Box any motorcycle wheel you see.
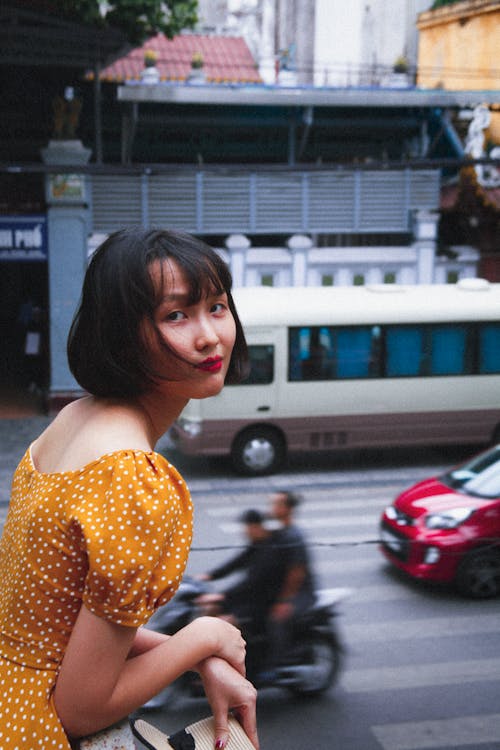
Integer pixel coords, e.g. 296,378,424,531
285,634,341,696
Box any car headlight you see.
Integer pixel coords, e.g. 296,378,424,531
424,507,474,529
177,418,202,437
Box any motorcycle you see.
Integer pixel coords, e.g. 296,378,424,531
142,576,349,708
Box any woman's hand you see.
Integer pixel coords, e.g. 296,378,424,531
198,656,259,750
190,616,247,676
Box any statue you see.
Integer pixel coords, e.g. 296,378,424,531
51,87,82,140
464,104,500,188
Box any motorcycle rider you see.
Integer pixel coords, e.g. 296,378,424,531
200,509,289,640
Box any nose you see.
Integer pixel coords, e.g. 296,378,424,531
195,314,219,350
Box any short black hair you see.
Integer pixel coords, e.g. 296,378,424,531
239,509,264,525
280,491,302,509
67,227,248,397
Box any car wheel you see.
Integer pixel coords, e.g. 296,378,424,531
455,548,500,599
231,426,286,475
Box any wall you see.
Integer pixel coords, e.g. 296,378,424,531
315,0,429,86
417,0,500,141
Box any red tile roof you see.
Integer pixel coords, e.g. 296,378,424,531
97,33,262,84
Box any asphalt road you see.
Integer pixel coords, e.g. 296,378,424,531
135,441,500,750
2,420,499,749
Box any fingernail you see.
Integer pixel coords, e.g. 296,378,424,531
215,741,225,749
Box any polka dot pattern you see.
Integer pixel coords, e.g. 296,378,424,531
0,448,193,748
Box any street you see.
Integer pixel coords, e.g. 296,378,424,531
139,443,500,750
1,423,499,749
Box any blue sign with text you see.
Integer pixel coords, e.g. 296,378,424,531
0,216,48,261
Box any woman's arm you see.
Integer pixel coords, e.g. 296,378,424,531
127,626,170,657
53,605,247,739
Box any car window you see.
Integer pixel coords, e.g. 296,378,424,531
462,463,500,499
443,447,500,498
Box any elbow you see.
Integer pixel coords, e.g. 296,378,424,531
54,690,105,739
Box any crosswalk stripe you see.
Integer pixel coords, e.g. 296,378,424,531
203,494,394,516
218,516,378,535
342,657,500,693
371,712,500,750
347,612,500,642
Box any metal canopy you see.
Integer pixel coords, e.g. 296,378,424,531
0,3,127,69
118,83,500,109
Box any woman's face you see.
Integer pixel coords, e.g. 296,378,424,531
143,258,237,402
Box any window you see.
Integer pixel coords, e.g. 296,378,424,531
385,326,423,376
479,324,500,374
288,321,498,382
261,274,274,287
239,345,274,385
430,326,468,375
289,326,380,381
336,328,377,378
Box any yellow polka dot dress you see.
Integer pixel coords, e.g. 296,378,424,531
0,448,193,749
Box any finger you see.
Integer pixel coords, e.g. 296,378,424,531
213,708,230,750
232,705,260,750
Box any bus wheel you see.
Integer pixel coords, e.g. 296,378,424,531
231,427,286,475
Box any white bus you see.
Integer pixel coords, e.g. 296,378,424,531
170,279,500,475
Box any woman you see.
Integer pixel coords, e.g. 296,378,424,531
0,228,258,750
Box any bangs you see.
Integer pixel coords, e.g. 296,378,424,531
148,234,231,307
182,258,228,305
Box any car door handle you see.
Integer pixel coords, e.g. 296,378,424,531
257,405,270,411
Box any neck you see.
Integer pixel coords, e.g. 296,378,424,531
135,391,188,447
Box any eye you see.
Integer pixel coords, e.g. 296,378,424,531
211,301,227,314
166,310,186,322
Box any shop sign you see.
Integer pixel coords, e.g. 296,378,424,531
0,216,48,261
48,173,86,202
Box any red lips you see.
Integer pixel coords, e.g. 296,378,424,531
196,357,223,372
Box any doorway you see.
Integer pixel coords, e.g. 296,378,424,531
0,261,49,416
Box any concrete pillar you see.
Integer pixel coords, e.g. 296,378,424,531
413,210,439,284
225,234,251,288
259,0,277,84
287,234,313,286
41,140,91,409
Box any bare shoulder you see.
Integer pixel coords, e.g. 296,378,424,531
32,397,151,474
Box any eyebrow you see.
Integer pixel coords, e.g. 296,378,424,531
160,288,226,304
159,292,190,304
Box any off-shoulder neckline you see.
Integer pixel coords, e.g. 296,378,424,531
27,444,163,478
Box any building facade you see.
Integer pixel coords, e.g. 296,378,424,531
197,0,430,86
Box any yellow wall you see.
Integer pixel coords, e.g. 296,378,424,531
417,0,500,141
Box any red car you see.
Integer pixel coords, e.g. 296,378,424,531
380,445,500,598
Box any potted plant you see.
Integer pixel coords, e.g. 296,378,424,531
191,52,204,70
393,55,409,74
188,52,206,84
143,49,158,67
388,55,410,88
141,48,160,84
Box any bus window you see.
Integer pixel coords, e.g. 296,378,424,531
239,344,274,385
289,326,334,381
336,327,376,378
289,325,381,380
386,326,423,376
430,325,468,375
479,324,500,374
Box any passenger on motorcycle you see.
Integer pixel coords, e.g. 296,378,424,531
267,491,316,666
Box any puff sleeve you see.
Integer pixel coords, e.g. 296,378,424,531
74,451,193,627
